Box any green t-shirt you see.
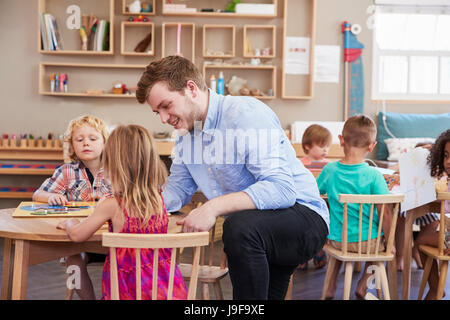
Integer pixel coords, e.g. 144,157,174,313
316,161,389,243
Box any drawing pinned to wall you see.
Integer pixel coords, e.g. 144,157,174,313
399,147,436,212
284,36,310,75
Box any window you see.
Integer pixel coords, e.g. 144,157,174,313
371,4,450,102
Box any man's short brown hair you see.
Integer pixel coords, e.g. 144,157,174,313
342,115,377,148
136,55,207,104
301,124,332,154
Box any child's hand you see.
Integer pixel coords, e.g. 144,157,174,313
48,193,68,206
56,220,68,230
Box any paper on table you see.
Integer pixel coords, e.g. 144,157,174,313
314,45,340,83
399,147,436,212
284,37,310,75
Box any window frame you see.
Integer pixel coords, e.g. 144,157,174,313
371,5,450,103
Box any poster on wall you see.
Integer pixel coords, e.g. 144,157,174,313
314,45,340,83
284,36,310,75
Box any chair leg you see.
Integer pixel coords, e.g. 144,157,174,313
321,256,336,300
201,283,210,300
343,262,353,300
354,261,362,273
65,287,74,300
437,260,448,300
213,281,224,300
377,262,390,300
285,275,293,300
418,256,433,300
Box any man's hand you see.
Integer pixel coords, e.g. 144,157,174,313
48,193,68,206
176,202,218,232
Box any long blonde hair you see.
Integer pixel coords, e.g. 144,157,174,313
102,125,168,225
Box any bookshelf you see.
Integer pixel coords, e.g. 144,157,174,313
203,64,276,100
122,0,155,15
162,0,277,18
39,62,146,98
203,25,236,58
38,0,114,55
121,21,155,56
243,25,276,59
281,0,316,99
161,23,196,63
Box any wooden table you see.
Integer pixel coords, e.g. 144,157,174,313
0,208,185,300
400,191,449,300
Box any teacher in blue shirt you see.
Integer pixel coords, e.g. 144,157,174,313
136,56,329,300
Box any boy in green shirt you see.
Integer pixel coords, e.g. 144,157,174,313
317,115,394,299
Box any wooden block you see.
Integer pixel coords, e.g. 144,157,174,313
45,139,52,148
20,139,27,148
36,139,43,148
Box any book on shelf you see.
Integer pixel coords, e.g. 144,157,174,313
41,13,64,51
93,20,110,51
39,13,48,51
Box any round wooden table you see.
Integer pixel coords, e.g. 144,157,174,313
0,208,185,300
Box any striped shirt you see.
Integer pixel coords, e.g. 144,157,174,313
38,161,112,201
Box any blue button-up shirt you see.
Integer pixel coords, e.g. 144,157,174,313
162,90,329,230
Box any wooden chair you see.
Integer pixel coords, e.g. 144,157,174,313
178,197,229,300
321,193,404,300
102,231,209,300
417,191,450,300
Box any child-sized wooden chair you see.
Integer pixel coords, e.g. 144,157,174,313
178,199,229,300
418,191,450,300
321,193,404,300
102,231,209,300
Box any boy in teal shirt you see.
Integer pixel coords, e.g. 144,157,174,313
317,115,393,299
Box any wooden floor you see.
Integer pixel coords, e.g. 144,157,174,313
0,238,448,300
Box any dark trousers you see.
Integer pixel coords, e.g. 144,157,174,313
222,203,328,300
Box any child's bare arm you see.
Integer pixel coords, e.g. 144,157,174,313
57,197,118,242
33,190,67,205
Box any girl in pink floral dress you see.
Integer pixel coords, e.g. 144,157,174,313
57,124,187,300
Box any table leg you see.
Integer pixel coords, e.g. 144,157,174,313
11,240,30,300
1,238,13,299
401,212,414,300
387,260,398,300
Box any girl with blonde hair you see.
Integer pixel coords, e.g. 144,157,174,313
58,124,188,300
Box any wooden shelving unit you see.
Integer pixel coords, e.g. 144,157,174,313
122,0,155,15
161,23,196,63
121,22,154,56
162,0,277,18
39,62,146,98
203,25,235,58
203,64,276,100
0,138,63,200
243,25,276,59
281,0,316,99
38,0,114,55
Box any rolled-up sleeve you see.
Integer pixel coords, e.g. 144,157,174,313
162,162,198,212
243,135,297,210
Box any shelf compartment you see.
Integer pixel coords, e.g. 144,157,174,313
162,0,277,18
203,25,235,58
122,0,155,15
121,22,155,56
243,25,276,58
162,23,195,63
281,0,316,99
203,64,276,100
38,0,114,55
39,62,146,98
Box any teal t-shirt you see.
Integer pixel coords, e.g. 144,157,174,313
316,161,389,243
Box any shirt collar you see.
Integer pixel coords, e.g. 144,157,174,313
202,89,220,134
73,160,103,174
